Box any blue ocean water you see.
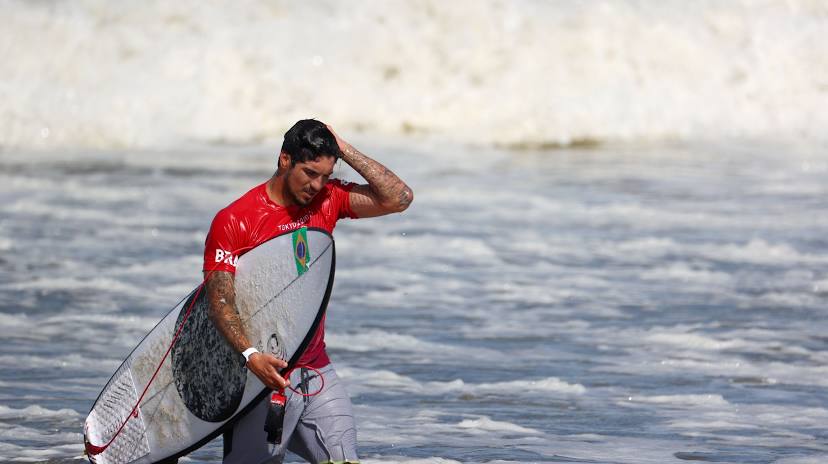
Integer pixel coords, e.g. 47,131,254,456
1,139,826,463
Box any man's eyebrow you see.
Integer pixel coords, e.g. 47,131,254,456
304,167,334,177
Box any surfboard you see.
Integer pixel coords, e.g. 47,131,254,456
84,227,335,464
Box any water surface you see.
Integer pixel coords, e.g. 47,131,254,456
1,140,827,463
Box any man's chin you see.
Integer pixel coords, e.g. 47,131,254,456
292,193,315,207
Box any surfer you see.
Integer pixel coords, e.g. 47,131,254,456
202,119,413,464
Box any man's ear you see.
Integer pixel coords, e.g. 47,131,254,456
278,152,291,171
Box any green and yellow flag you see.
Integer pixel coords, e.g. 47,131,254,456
292,227,310,276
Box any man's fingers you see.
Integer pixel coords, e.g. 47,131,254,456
248,355,290,389
275,375,289,389
265,367,289,389
325,124,346,149
266,355,288,369
263,359,289,389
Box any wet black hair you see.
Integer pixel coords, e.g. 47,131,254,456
280,119,341,165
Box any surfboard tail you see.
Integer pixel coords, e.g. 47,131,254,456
84,363,151,464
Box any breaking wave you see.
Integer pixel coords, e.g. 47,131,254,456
2,0,826,150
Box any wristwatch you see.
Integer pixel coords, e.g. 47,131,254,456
242,347,259,363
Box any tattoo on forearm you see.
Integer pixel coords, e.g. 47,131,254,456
205,271,250,353
342,144,412,210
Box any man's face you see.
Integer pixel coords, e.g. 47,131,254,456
282,154,336,206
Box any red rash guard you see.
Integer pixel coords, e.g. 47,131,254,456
203,179,357,368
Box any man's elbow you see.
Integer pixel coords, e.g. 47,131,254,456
393,186,414,213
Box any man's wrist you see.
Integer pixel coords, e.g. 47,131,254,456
241,347,259,363
339,143,357,162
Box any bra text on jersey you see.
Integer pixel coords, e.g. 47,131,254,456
214,249,239,267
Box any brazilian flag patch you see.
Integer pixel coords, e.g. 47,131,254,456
292,227,310,276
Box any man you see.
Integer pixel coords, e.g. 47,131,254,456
202,119,413,463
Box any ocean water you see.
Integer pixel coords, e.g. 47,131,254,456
2,1,828,463
1,139,827,463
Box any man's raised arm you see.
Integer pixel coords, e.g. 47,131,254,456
327,125,414,218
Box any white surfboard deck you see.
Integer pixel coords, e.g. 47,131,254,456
84,227,335,464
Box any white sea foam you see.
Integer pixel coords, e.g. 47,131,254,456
327,330,436,353
0,404,81,419
338,367,585,397
666,419,761,431
354,399,697,464
612,237,683,261
471,378,586,395
643,332,747,351
751,291,824,309
2,276,150,297
0,378,100,397
345,233,501,267
2,0,826,150
619,357,828,388
622,394,730,407
639,263,733,286
457,416,540,435
0,423,81,443
699,239,828,266
662,403,828,453
0,353,121,373
0,445,85,463
326,329,507,364
813,279,828,294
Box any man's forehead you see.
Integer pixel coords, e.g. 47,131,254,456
297,155,336,173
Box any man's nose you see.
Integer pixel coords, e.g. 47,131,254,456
310,177,325,191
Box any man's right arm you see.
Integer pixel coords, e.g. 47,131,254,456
204,270,290,389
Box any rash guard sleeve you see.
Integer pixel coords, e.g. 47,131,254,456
203,209,245,274
329,179,358,220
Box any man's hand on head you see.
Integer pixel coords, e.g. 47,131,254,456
325,123,349,153
323,123,414,218
246,352,290,390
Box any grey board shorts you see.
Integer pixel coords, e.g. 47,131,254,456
223,363,359,464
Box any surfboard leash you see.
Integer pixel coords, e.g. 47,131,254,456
85,276,210,457
84,244,258,458
265,365,326,445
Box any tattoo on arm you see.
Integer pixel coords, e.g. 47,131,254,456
205,271,251,353
341,144,413,212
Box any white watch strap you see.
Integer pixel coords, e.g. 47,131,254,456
241,347,259,363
